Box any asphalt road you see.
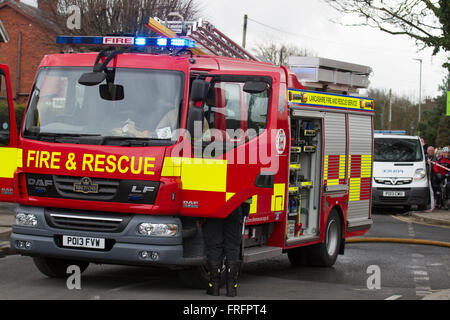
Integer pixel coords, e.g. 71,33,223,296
0,210,449,300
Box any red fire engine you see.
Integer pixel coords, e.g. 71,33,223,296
0,18,374,287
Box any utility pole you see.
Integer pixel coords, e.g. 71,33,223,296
242,14,248,48
413,58,423,123
388,88,392,130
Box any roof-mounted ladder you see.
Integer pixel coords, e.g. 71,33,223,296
145,16,257,61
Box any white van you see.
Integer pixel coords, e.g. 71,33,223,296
372,134,429,210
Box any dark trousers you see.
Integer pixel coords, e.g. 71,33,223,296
202,208,243,263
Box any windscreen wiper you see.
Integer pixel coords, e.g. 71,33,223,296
101,136,171,147
23,132,102,143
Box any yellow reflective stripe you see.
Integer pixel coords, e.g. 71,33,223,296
349,178,361,201
324,155,328,179
162,157,228,193
0,147,19,178
17,148,23,168
339,155,346,179
271,183,285,211
327,179,340,186
361,155,372,178
181,158,227,192
161,157,182,177
226,192,235,201
249,195,257,214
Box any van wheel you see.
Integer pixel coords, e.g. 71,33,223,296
417,204,427,211
33,257,89,278
306,209,342,267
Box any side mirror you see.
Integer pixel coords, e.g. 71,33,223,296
99,84,124,101
243,81,267,94
78,72,106,86
190,79,209,102
186,103,204,140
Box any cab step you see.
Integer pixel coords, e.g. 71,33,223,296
243,246,282,263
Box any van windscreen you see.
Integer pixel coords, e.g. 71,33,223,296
374,138,423,162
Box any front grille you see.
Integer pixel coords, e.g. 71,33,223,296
53,175,120,200
45,209,131,233
374,178,412,185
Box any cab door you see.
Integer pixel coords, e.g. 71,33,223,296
0,64,18,202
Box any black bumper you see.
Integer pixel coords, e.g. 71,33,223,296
372,187,429,206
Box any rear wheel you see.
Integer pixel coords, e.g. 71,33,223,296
33,257,89,278
301,209,342,267
287,246,309,266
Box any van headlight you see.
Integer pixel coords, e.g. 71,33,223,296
413,168,426,181
15,213,38,227
137,223,178,236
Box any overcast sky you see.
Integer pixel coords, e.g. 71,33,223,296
23,0,447,100
195,0,448,101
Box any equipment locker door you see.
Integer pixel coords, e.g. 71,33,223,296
0,64,18,202
347,113,373,229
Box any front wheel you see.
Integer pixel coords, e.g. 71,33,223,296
306,209,342,267
33,257,89,278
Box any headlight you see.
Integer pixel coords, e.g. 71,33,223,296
15,213,38,227
413,168,426,181
138,223,178,236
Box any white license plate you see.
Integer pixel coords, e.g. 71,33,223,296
383,191,405,197
62,235,105,249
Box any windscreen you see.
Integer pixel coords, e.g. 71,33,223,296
23,67,184,145
374,138,423,162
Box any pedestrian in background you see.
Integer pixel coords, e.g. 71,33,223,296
421,138,428,156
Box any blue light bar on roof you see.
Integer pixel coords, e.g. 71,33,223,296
56,36,195,48
374,130,407,135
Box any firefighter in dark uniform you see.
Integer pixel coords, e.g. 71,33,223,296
202,207,244,297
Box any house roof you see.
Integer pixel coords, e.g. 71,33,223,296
0,0,61,34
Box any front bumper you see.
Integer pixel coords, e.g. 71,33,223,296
10,205,202,267
372,187,429,206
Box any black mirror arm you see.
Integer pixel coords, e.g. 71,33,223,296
93,49,128,73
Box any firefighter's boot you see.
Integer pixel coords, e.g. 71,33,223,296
206,261,221,296
225,262,240,297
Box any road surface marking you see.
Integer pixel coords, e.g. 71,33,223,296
385,295,402,300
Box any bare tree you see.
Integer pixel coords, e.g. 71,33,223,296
40,0,201,36
322,0,449,56
253,42,317,66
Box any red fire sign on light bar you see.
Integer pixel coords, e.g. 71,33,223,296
103,36,134,45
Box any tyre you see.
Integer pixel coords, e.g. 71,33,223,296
33,257,89,278
403,205,412,212
287,246,309,266
306,209,342,267
417,204,427,211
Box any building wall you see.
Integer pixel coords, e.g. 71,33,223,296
0,5,59,103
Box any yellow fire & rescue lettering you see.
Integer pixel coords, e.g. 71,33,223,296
26,150,154,175
27,150,61,169
82,153,154,175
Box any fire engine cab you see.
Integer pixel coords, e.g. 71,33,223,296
0,22,374,287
